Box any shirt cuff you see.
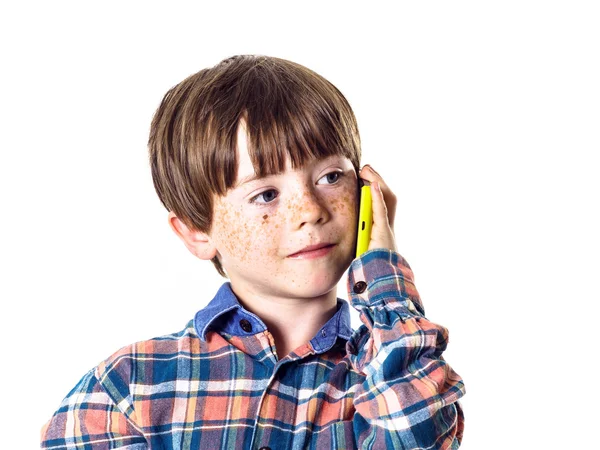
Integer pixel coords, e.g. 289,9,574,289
347,249,425,317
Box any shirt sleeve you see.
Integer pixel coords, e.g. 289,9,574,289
40,367,147,449
346,249,466,449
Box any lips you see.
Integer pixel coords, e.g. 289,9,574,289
288,243,336,259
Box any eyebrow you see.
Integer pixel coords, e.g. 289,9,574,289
234,173,267,189
234,156,347,189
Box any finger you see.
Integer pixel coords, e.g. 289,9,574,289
369,181,397,252
358,165,376,182
370,181,388,228
359,165,397,229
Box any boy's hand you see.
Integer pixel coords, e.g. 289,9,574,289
359,165,398,253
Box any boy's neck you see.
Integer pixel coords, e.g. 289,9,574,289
230,284,339,359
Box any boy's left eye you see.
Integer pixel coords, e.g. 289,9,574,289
317,171,342,185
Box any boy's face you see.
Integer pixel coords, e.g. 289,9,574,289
209,123,358,301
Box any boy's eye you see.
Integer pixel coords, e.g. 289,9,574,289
251,189,279,204
317,171,342,185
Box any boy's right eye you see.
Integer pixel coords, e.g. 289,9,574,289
250,189,279,204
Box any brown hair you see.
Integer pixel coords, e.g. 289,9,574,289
148,55,361,277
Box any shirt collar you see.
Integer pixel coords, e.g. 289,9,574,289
194,282,353,353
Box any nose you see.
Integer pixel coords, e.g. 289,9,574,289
292,186,330,229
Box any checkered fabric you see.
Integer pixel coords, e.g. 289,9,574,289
41,249,465,449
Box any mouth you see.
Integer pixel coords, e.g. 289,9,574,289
288,243,336,259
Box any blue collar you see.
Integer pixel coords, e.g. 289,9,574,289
194,283,353,354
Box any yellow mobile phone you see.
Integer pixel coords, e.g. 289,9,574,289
355,180,372,258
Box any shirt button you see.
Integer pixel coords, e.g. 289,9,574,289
239,319,253,333
353,281,367,294
258,447,271,450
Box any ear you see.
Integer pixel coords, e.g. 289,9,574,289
167,212,217,260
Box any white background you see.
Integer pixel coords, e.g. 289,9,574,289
1,1,598,449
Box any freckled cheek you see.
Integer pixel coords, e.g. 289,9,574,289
286,194,304,223
329,189,358,224
212,203,250,257
261,212,284,257
213,202,282,262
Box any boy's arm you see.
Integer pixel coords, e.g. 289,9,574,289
41,368,147,449
348,167,465,448
347,249,465,449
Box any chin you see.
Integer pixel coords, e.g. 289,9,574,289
291,267,347,298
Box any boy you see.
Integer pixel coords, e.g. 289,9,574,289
41,55,465,449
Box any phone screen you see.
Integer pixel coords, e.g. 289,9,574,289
355,180,372,258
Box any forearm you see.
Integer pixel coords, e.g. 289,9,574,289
347,249,465,449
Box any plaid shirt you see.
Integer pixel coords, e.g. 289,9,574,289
41,249,465,449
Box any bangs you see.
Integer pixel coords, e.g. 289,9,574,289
201,56,361,195
243,65,361,178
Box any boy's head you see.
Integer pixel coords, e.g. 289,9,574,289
148,55,361,279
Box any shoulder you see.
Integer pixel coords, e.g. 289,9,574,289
95,319,199,383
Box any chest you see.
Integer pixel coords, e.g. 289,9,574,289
130,349,363,449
